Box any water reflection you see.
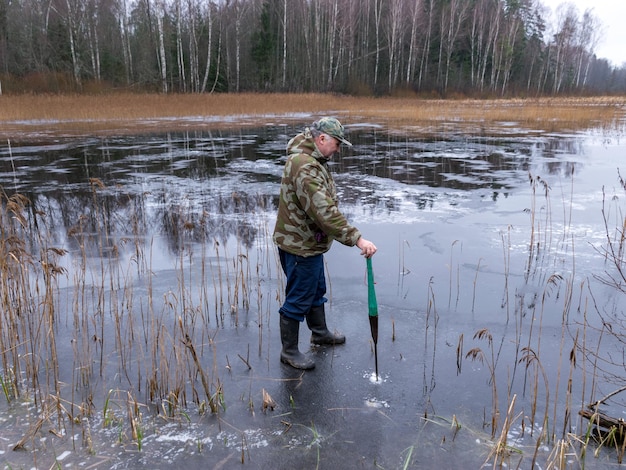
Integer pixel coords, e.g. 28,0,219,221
0,126,589,262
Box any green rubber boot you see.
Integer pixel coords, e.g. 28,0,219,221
306,305,346,345
280,315,315,369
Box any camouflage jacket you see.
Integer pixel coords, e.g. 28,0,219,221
273,129,362,256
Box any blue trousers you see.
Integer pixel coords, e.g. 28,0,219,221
278,248,327,322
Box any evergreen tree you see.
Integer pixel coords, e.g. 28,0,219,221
250,1,277,90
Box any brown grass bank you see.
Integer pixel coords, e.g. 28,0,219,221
0,93,625,139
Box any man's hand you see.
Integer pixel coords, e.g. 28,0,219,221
356,237,377,258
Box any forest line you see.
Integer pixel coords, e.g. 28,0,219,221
0,0,625,96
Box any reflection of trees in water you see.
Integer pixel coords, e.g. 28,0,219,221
541,138,583,157
22,185,273,263
153,189,272,252
340,132,583,188
1,128,584,195
2,129,586,261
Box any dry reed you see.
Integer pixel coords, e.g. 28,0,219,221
0,93,624,140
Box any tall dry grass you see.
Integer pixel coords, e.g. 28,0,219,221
0,93,624,139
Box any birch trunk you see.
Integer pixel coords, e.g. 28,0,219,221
65,0,81,88
201,1,213,93
175,0,186,92
327,0,338,88
120,0,133,84
88,16,101,81
157,9,168,93
443,0,468,92
373,0,382,87
188,0,200,92
418,0,434,89
387,0,403,91
282,0,286,89
235,0,241,92
405,0,421,85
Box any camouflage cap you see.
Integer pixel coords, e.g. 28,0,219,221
312,117,352,147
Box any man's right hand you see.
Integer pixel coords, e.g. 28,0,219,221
356,238,377,258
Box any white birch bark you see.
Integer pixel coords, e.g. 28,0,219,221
282,0,287,89
406,0,422,85
175,0,186,92
373,0,382,86
418,0,434,89
387,0,404,91
327,0,338,88
88,0,101,81
65,0,81,88
157,6,168,93
188,0,200,92
443,0,468,92
119,0,133,84
201,1,213,93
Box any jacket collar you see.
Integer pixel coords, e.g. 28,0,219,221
288,129,327,162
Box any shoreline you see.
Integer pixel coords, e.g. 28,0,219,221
0,93,624,140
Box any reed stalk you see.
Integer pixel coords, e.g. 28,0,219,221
485,394,522,468
466,328,499,438
500,226,511,322
471,258,482,314
423,277,439,396
447,240,461,311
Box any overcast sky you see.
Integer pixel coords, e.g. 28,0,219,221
541,0,626,66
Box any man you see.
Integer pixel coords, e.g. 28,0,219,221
273,117,377,370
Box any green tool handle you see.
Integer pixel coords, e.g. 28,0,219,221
367,257,378,317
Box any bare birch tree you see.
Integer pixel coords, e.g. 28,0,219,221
63,0,83,88
497,1,525,95
386,0,405,91
282,0,287,89
552,3,578,93
418,0,435,89
200,0,214,93
440,0,469,92
119,0,133,84
186,0,200,92
85,0,101,82
373,0,383,87
405,0,423,85
575,9,601,88
470,0,499,91
327,0,339,88
173,0,186,91
155,1,168,93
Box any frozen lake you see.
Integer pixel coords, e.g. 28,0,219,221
0,120,624,469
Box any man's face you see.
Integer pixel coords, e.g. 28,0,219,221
316,133,341,158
